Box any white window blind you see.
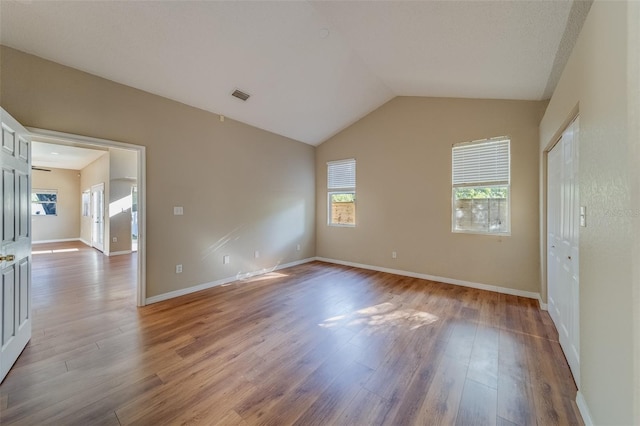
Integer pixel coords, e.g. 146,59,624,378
452,139,510,186
328,159,356,189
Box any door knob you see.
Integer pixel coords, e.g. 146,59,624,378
0,254,15,262
568,256,572,260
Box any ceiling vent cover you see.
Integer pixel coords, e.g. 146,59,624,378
231,89,250,101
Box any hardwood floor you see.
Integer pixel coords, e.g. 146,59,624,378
1,241,583,425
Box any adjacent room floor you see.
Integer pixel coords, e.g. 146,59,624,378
0,241,583,425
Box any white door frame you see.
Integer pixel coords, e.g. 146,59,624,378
27,128,147,307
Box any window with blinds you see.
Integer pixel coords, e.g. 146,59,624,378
327,159,356,226
452,138,510,234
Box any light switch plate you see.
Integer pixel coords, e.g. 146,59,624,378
580,206,586,227
173,206,184,215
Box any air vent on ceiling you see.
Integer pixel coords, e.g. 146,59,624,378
231,89,250,101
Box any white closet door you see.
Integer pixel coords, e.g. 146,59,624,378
547,117,580,387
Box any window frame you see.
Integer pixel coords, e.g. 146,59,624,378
32,189,58,216
327,158,356,227
451,138,511,235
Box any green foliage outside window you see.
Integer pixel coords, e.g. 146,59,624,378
331,193,355,203
454,187,507,199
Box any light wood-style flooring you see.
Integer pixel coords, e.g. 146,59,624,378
1,241,583,425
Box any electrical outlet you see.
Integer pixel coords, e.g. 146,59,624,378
112,237,117,243
392,251,397,259
223,255,230,265
296,244,301,251
254,250,260,259
173,206,184,215
175,264,182,274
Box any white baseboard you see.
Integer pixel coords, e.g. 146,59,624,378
576,391,593,426
32,238,81,244
147,256,542,306
315,257,541,301
538,295,548,310
80,238,91,247
145,257,316,305
109,250,132,256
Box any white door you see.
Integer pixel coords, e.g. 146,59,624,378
0,108,32,383
548,142,562,326
547,117,580,386
91,183,105,252
131,185,138,252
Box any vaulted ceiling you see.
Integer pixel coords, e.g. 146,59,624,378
0,1,590,146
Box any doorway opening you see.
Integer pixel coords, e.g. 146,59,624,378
29,128,146,306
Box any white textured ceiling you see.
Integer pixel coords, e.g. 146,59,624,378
32,141,107,170
0,1,586,145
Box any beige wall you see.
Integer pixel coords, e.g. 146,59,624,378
80,153,109,248
631,2,640,422
540,1,638,424
317,96,546,294
32,168,80,242
0,46,316,298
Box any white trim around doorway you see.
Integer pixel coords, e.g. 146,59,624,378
27,127,147,307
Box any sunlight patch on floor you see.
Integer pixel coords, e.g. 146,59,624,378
240,271,288,283
32,248,80,255
221,270,289,287
319,302,439,332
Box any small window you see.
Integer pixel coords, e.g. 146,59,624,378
32,189,58,216
82,190,90,217
452,138,510,234
328,159,356,226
